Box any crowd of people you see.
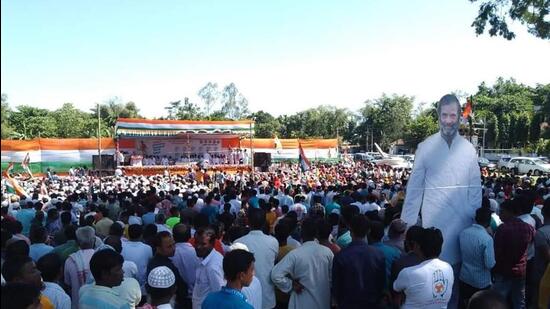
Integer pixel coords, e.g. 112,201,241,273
1,160,549,309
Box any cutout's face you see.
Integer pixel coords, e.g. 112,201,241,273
439,103,460,139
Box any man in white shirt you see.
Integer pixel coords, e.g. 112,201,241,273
121,224,153,290
171,224,199,298
394,227,454,309
192,226,224,309
271,217,334,309
37,252,71,309
235,208,279,309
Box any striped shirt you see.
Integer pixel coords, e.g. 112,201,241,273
459,224,495,288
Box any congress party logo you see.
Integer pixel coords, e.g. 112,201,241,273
432,269,448,298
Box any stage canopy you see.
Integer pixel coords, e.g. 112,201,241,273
115,118,254,137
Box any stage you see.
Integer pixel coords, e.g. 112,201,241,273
120,164,252,176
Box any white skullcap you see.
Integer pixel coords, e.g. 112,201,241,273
148,266,175,288
229,242,249,252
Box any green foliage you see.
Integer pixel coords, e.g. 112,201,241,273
1,94,14,139
469,0,550,40
405,113,439,150
277,105,356,140
359,94,414,149
91,97,143,129
164,98,204,120
248,110,281,138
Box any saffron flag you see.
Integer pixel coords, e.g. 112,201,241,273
462,96,473,119
298,143,311,172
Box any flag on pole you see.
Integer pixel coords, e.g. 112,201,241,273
298,143,311,172
21,152,33,179
3,162,28,197
274,136,283,154
462,96,473,119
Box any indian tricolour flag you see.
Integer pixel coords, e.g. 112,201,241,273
298,143,311,172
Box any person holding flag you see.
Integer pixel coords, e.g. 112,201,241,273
3,162,29,198
298,143,311,172
21,152,34,180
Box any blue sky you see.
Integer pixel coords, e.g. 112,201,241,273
2,0,549,118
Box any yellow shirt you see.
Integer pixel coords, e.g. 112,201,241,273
41,294,54,309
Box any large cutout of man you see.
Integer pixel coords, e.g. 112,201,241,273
401,94,481,265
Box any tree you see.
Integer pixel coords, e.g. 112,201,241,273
248,111,281,138
405,113,439,150
54,103,92,138
198,82,220,116
1,94,13,139
7,105,58,139
277,106,357,140
359,94,414,149
220,83,249,120
91,97,143,129
175,97,204,120
469,0,550,40
164,100,181,120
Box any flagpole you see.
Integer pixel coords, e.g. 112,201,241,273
97,103,102,193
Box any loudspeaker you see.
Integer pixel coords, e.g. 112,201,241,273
92,155,115,170
254,152,271,172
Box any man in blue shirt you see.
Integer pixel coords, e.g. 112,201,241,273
202,249,255,309
458,207,495,308
16,200,36,237
369,220,403,289
332,214,386,308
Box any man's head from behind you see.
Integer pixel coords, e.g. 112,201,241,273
75,226,96,249
173,223,191,243
349,215,369,240
475,207,492,228
467,290,508,309
223,248,255,287
90,249,124,288
417,227,443,259
247,207,266,230
404,225,424,253
437,94,461,140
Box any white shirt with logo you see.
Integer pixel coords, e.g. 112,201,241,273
393,258,454,309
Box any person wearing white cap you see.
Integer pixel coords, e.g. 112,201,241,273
141,266,177,309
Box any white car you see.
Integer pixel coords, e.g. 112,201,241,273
503,157,550,175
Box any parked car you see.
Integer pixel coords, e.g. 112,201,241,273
497,156,512,170
502,157,550,175
353,153,375,162
478,157,497,170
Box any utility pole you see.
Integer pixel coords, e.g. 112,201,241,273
97,103,102,193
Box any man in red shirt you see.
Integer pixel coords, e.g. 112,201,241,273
492,200,535,309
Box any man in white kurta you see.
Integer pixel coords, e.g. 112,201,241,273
271,218,334,309
401,94,482,266
235,209,279,309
